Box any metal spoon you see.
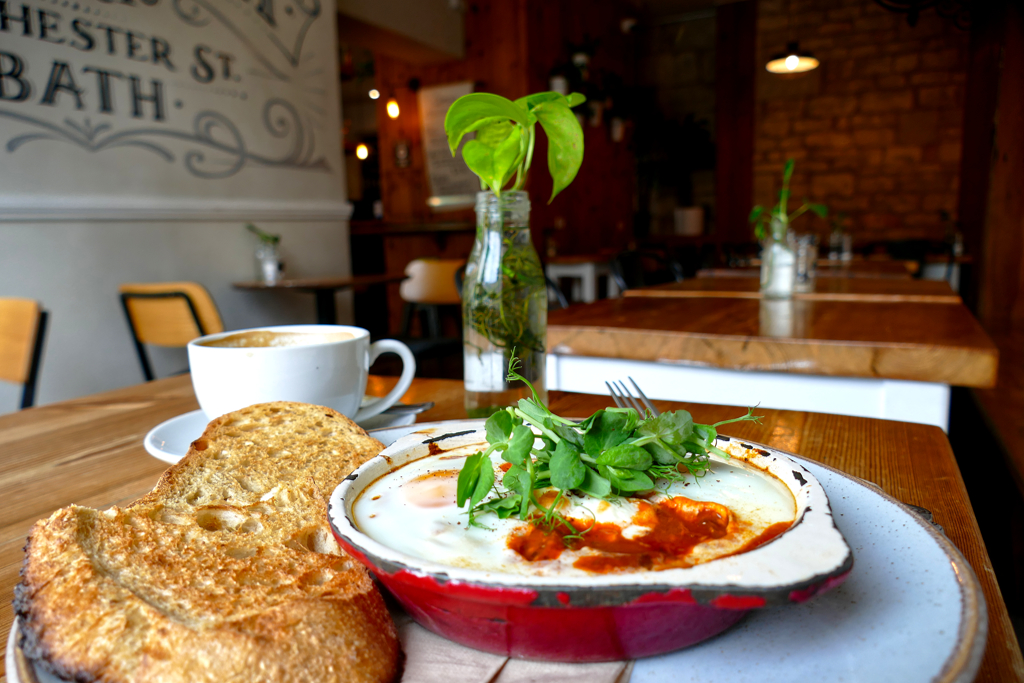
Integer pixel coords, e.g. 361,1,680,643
381,401,435,415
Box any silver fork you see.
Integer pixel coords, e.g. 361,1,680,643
605,377,661,417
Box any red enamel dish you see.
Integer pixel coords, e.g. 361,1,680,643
327,420,853,662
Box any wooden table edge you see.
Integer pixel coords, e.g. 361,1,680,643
622,290,963,304
547,326,1000,388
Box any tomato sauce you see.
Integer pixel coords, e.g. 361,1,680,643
507,496,735,573
724,521,792,557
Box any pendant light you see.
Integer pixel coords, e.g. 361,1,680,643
766,41,819,74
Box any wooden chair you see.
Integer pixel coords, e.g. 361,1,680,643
119,282,224,381
0,298,48,409
398,259,464,376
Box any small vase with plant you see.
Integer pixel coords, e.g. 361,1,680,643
749,159,827,298
445,91,585,417
246,223,283,284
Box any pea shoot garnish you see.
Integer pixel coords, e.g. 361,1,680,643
455,356,762,529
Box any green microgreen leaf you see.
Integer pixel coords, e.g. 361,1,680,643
477,495,522,518
597,443,653,471
457,453,484,508
485,409,514,444
635,410,694,446
583,410,632,456
550,440,586,490
469,456,495,510
578,467,612,498
503,424,535,466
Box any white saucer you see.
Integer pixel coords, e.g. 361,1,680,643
144,406,416,464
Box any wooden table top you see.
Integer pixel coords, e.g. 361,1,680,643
547,297,998,387
232,273,406,291
0,374,1020,682
624,278,962,303
699,260,916,279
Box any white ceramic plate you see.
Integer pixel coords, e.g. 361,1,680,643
11,424,987,683
143,405,416,464
364,423,988,682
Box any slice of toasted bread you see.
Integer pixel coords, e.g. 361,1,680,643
16,402,398,683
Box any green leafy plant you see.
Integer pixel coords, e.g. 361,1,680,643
246,223,280,245
749,159,828,242
445,91,586,201
456,356,762,529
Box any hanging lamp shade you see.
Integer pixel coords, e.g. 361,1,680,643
766,41,819,74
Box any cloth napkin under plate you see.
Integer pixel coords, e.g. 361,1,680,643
394,613,633,683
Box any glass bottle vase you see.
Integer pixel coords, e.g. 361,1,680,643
760,220,795,299
463,191,547,417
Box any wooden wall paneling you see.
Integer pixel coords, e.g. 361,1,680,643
956,2,1005,314
523,0,637,258
374,0,531,225
979,2,1024,330
715,0,757,245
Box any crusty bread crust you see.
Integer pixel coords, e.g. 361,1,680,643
15,402,398,683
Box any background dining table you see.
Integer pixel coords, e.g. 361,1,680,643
233,273,407,325
0,374,1022,681
697,259,918,279
546,293,997,430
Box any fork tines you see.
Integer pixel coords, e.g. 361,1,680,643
605,378,660,417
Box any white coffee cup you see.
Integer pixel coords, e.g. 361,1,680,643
187,324,416,422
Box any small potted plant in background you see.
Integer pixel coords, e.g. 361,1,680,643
247,223,284,285
445,90,585,416
749,159,827,298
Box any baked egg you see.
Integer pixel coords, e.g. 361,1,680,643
353,436,796,578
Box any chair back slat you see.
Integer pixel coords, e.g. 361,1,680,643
0,298,41,385
400,259,464,305
119,282,224,347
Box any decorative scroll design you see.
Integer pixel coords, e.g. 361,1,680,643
172,0,322,81
0,99,328,180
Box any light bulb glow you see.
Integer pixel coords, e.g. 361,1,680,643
369,89,380,99
766,54,819,74
356,143,369,160
386,98,400,119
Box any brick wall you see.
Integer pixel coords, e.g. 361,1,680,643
754,0,969,243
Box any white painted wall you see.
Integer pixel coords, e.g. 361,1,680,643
0,220,353,415
0,2,354,416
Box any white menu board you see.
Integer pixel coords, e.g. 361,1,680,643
0,0,347,220
418,81,479,210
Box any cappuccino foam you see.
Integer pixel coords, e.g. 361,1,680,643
199,330,355,348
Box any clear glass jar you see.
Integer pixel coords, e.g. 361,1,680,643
463,191,547,417
793,233,819,293
760,219,795,299
255,242,283,284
